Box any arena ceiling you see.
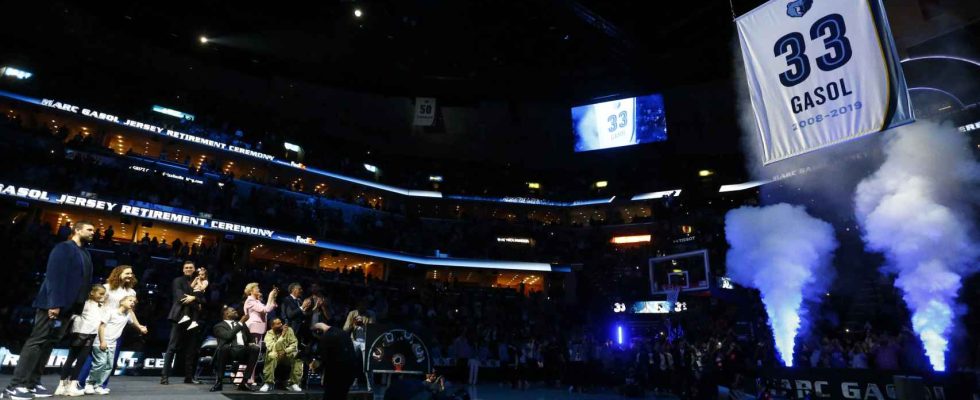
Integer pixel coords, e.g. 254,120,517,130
3,0,755,101
3,1,974,196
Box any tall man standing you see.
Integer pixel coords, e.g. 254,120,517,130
280,283,316,386
4,221,95,400
160,261,203,385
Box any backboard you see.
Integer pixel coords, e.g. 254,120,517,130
648,249,710,295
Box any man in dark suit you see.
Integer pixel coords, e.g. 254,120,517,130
160,261,203,385
5,221,94,400
210,306,260,392
281,282,315,387
281,283,314,336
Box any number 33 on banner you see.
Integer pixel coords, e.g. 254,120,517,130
736,0,913,165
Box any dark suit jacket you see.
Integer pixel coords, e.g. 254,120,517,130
213,320,251,350
316,326,358,377
32,241,93,311
281,295,309,334
167,276,200,322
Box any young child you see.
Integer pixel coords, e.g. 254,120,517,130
56,285,106,397
177,267,208,330
85,295,137,395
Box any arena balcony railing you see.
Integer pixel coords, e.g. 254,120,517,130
0,130,726,268
0,126,594,266
2,102,701,229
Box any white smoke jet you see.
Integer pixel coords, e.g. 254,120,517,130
725,204,838,367
854,122,979,372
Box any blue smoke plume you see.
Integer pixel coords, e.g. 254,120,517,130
854,122,980,372
725,204,838,367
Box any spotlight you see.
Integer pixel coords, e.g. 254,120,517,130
199,36,209,44
354,8,363,18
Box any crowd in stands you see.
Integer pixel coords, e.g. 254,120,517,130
1,206,978,399
797,329,929,371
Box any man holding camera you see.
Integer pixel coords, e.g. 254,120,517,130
259,319,303,392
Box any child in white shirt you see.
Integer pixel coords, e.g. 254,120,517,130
85,295,137,394
56,285,106,397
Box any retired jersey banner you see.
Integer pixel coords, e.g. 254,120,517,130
413,97,437,126
736,0,913,165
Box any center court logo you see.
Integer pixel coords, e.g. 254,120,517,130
786,0,813,18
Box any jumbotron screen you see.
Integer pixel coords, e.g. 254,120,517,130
571,93,667,152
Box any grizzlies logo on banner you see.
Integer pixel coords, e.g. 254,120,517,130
736,0,913,164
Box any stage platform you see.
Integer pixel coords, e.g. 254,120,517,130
0,375,671,399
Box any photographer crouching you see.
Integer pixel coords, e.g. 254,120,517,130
310,322,357,400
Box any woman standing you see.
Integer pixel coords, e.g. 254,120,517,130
243,283,278,384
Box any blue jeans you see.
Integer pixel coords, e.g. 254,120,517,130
87,344,116,388
77,337,122,387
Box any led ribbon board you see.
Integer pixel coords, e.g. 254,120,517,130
0,90,444,198
0,182,553,272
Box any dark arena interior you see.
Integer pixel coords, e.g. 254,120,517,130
0,0,978,399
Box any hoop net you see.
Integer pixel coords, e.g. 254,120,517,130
665,286,681,311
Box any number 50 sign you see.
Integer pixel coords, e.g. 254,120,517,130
736,0,912,165
413,97,437,127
